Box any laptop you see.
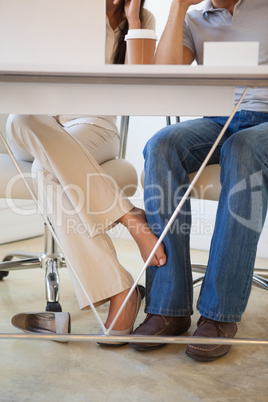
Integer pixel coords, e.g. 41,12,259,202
203,41,259,66
0,0,106,71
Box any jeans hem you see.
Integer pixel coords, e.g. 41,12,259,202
198,306,242,323
145,306,193,317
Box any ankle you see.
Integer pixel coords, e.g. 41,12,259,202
118,207,140,228
105,288,137,330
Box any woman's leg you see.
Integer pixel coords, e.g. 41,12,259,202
6,114,164,329
64,119,166,266
6,115,133,236
7,115,165,264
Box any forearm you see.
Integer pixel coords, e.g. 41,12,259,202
124,0,141,29
124,0,141,63
155,1,190,65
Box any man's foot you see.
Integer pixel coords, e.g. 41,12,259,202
118,207,166,267
129,314,191,351
186,316,238,362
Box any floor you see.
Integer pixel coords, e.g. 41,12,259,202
0,236,268,402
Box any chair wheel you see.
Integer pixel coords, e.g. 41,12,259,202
46,301,62,312
0,271,9,281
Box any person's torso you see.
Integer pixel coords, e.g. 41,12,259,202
183,0,268,112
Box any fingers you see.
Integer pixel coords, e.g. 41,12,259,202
143,242,167,267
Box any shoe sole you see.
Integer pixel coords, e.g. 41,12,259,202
97,341,128,347
129,325,191,351
129,342,166,351
185,349,230,362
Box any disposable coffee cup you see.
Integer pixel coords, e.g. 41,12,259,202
125,29,157,64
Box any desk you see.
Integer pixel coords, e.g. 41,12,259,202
1,65,268,116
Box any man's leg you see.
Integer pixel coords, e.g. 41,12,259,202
130,117,230,350
187,119,268,361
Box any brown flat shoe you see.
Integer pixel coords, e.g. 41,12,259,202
129,313,191,351
186,316,238,362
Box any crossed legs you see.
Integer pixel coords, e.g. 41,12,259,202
6,114,166,331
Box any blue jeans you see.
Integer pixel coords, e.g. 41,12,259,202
143,110,268,322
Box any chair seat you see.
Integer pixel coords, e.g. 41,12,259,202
189,164,221,201
0,154,33,199
141,164,221,202
0,153,138,200
101,158,138,197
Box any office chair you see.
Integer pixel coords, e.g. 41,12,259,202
0,116,138,311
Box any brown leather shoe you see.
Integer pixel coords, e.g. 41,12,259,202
186,316,238,362
129,314,191,351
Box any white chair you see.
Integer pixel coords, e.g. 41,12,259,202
0,116,138,311
189,166,268,290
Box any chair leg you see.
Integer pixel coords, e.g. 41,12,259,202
0,222,66,310
191,263,268,291
253,274,268,290
0,254,41,279
45,258,62,312
166,116,171,126
192,263,206,288
193,274,205,288
42,223,65,311
119,116,130,159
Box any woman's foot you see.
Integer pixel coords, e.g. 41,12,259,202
119,207,166,266
104,287,138,331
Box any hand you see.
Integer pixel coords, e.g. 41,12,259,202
113,0,141,29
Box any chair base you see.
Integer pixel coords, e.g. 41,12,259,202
0,223,66,311
0,270,9,280
46,301,63,312
192,263,268,290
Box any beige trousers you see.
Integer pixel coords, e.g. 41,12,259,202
6,115,134,308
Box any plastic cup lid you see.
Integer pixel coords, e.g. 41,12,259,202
125,29,158,41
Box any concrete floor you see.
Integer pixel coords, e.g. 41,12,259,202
0,236,268,401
